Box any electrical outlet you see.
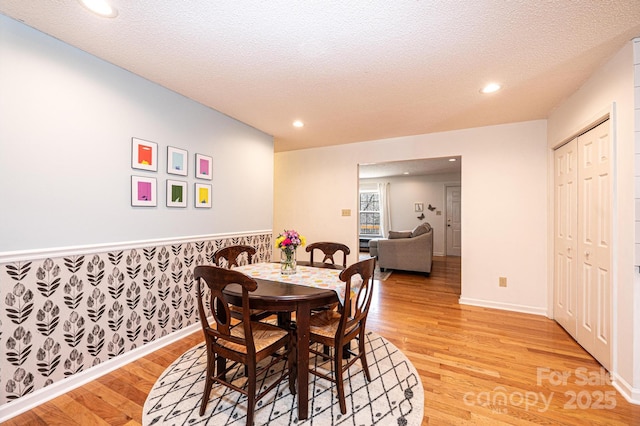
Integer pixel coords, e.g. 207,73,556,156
341,209,351,216
499,277,507,287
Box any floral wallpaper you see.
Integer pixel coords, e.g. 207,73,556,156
0,233,272,406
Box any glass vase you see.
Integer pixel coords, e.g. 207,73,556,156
280,248,297,275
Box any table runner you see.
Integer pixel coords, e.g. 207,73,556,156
234,263,360,305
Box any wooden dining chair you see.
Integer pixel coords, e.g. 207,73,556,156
307,257,376,414
305,242,352,357
306,242,351,316
213,245,273,322
194,265,296,425
213,244,256,269
306,242,350,268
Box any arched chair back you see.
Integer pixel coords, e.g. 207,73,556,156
306,242,350,268
213,244,256,269
212,245,270,321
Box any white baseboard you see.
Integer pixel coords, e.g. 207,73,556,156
612,372,640,405
0,323,202,423
459,296,549,317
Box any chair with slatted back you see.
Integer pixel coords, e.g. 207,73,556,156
213,245,272,322
305,242,350,268
307,257,376,414
194,265,296,425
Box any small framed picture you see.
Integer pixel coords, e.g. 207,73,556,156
194,183,212,208
131,176,157,206
131,138,158,172
195,153,213,180
167,146,188,176
414,202,424,212
166,180,187,208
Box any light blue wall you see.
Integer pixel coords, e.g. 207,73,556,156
0,14,275,416
0,14,274,253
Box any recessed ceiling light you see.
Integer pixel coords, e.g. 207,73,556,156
403,171,410,175
293,120,304,128
448,158,457,162
480,83,501,94
79,0,118,18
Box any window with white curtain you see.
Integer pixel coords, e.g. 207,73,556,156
359,190,381,236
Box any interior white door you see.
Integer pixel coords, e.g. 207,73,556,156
553,119,611,371
576,121,611,371
446,185,461,256
553,139,578,337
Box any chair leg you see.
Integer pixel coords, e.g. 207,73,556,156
200,349,215,416
246,364,256,426
334,344,347,414
358,330,371,382
277,311,292,328
200,376,213,415
288,354,297,395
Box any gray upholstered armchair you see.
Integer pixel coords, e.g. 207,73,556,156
368,223,433,275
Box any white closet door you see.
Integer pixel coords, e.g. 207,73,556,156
576,121,611,370
553,119,611,371
553,139,578,337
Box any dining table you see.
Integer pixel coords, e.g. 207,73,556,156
224,261,347,420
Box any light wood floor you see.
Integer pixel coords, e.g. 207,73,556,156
6,256,640,425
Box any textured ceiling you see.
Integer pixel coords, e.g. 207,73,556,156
1,1,640,152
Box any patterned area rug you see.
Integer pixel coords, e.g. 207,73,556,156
143,331,423,425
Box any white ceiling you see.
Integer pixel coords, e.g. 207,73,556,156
359,156,461,179
2,1,640,153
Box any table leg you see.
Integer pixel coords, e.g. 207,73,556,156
296,301,311,420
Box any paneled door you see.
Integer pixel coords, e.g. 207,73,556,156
446,185,461,256
553,119,611,371
554,139,578,337
576,121,611,370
